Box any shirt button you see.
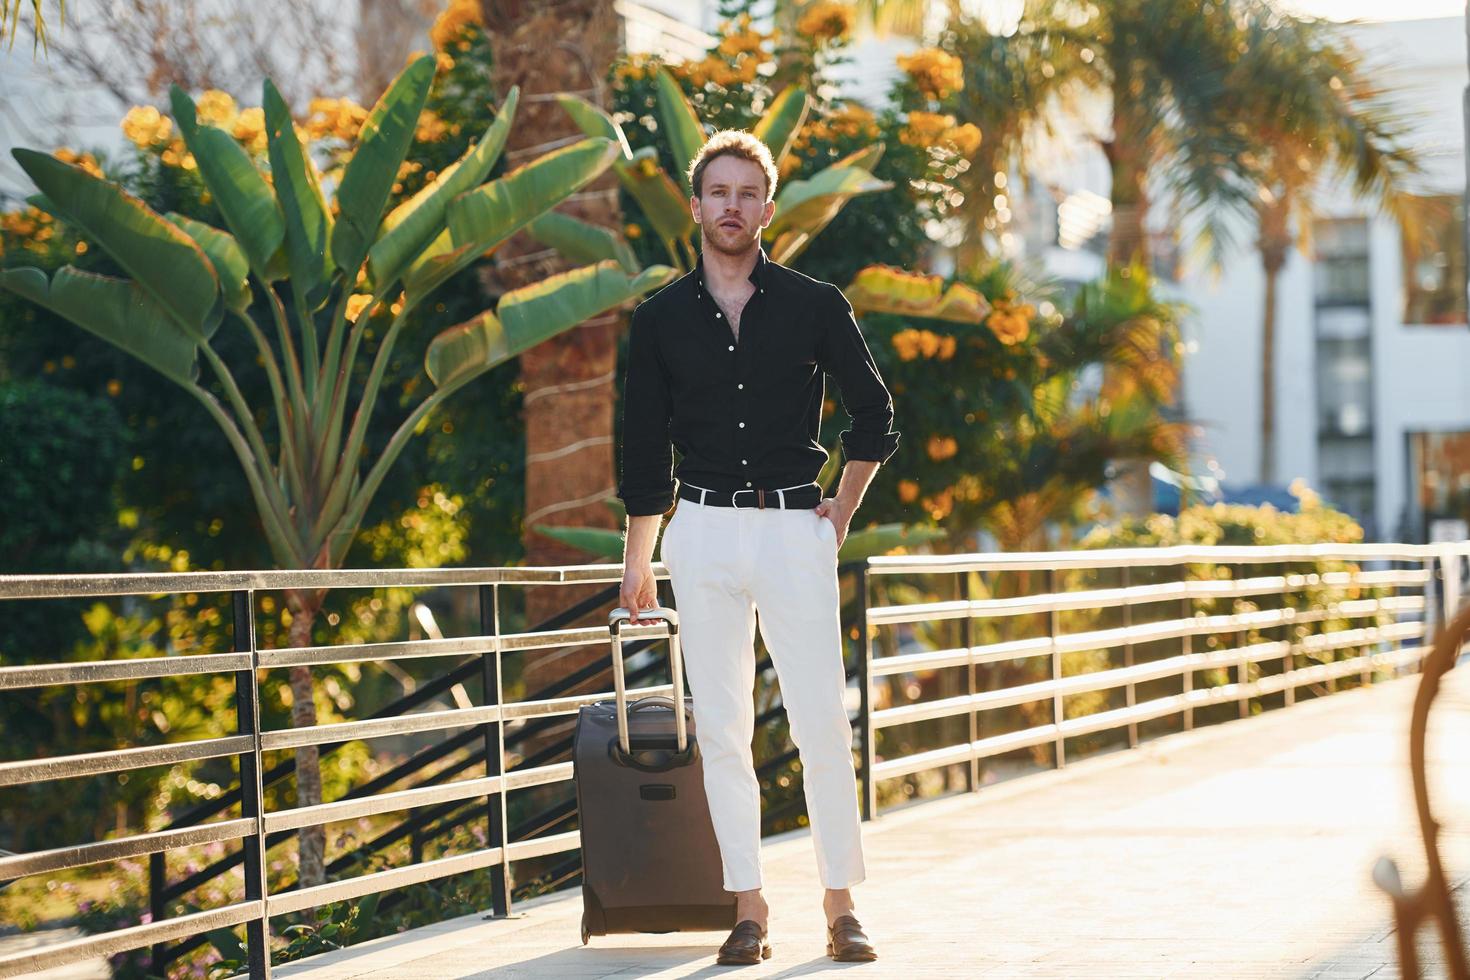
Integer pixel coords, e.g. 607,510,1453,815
737,383,744,389
745,481,752,487
742,459,748,465
738,422,745,428
728,345,735,351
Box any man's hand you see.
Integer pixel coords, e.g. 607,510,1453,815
813,496,852,548
620,561,659,626
620,512,665,625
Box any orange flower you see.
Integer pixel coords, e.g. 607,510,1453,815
54,147,103,178
122,105,172,148
926,435,958,461
896,48,965,99
797,1,853,42
898,479,920,503
431,0,482,51
986,297,1035,346
899,111,955,148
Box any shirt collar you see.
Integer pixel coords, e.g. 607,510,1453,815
695,244,769,297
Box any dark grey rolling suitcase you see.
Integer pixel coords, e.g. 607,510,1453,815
574,605,737,945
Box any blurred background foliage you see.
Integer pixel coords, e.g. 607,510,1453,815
0,0,1387,974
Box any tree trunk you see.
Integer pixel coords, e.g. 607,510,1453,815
483,1,626,723
1257,198,1291,487
285,589,326,891
1100,83,1157,518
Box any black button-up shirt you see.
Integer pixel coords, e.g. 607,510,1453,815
616,245,901,518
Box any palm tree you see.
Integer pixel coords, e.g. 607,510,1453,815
1224,9,1422,485
479,0,638,741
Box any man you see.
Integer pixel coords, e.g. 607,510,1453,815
615,129,900,966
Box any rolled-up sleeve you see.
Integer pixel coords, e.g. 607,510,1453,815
818,283,901,465
616,302,676,516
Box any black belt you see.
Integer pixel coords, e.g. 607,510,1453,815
677,481,821,509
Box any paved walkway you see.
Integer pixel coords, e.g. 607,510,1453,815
279,669,1470,979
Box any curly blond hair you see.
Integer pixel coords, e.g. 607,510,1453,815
687,129,779,203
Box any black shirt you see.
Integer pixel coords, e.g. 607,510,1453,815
616,245,901,518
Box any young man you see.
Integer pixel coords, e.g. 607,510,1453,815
615,129,900,966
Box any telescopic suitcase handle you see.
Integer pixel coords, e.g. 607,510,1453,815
608,606,687,755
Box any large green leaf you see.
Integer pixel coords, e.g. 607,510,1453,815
12,148,221,338
167,213,252,314
765,164,892,264
496,260,676,341
525,210,639,273
170,86,286,279
331,54,436,280
403,137,619,305
425,260,675,390
529,524,626,561
0,267,200,384
614,147,695,247
555,93,632,157
368,85,521,287
653,64,704,190
842,264,991,324
830,141,885,174
837,523,948,561
263,79,333,307
752,86,810,166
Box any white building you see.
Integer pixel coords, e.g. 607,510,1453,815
994,14,1468,542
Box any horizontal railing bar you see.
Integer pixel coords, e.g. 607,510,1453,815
266,847,504,918
0,736,255,787
865,542,1452,576
260,706,504,752
866,573,1379,627
0,819,254,880
501,684,674,721
0,901,261,978
264,776,504,834
873,644,1431,782
504,762,575,792
506,830,581,863
870,637,1053,678
260,635,498,669
1,545,1441,602
0,565,676,601
0,653,253,690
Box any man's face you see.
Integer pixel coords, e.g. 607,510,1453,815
691,154,776,257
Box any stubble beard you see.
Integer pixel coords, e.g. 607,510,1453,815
701,215,761,259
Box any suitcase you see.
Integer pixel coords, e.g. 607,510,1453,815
574,605,737,945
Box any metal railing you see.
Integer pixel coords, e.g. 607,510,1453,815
0,541,1464,978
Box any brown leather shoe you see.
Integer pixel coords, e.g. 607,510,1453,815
716,919,771,965
826,913,877,962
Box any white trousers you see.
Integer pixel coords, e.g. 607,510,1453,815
658,484,866,892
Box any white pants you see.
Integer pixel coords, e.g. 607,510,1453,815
658,485,866,892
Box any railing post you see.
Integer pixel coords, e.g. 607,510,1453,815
147,852,165,973
1283,563,1296,707
1182,563,1195,732
479,583,512,917
1121,565,1137,749
962,571,978,792
857,563,876,821
1237,563,1250,720
1048,567,1065,769
233,590,271,980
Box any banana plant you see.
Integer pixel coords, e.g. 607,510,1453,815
529,66,992,553
3,56,676,886
5,56,676,577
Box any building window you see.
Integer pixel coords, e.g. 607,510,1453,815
1401,193,1467,326
1313,218,1370,307
1408,431,1470,541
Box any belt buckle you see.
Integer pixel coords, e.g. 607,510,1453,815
731,488,759,510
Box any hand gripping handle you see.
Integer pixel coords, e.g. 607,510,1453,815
608,607,686,755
